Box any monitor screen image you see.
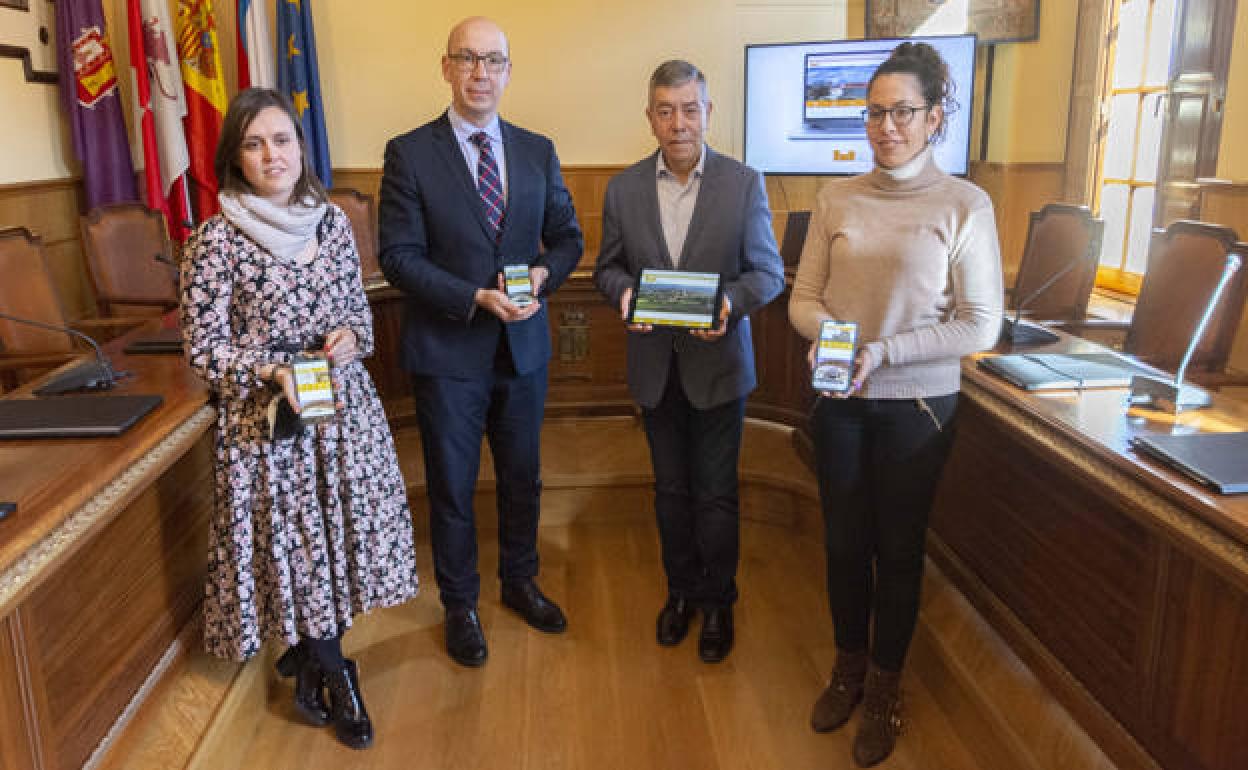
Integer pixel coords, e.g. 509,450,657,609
744,34,977,175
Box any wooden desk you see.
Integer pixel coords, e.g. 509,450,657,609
931,337,1248,770
0,327,215,770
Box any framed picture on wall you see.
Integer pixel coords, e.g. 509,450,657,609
866,0,1040,44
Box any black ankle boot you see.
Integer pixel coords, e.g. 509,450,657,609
325,659,373,749
275,644,330,726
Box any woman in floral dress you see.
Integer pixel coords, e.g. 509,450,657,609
181,88,418,751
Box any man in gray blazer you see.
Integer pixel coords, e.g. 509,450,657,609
594,60,784,663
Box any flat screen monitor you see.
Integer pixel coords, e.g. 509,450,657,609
744,34,977,175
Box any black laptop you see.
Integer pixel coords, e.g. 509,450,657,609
1131,432,1248,495
0,394,163,439
123,327,184,355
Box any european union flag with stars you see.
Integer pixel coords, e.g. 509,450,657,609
276,0,332,186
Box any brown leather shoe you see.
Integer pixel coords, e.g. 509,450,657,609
810,649,868,732
852,665,903,767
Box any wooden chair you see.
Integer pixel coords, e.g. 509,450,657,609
0,227,80,389
329,188,382,283
79,203,178,317
0,227,143,391
1009,203,1104,322
1062,220,1248,387
778,210,811,268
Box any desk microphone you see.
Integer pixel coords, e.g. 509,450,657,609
1129,252,1242,413
1000,252,1090,346
0,311,121,395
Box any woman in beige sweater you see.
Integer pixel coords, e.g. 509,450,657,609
788,42,1002,767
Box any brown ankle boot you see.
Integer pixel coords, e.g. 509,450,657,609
852,665,903,767
811,649,868,732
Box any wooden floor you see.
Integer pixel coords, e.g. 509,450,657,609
96,418,1117,770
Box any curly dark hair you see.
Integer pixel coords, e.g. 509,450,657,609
868,42,959,143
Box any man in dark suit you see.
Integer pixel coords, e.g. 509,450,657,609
379,16,582,668
594,60,784,663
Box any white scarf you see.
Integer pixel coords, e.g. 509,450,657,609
218,191,327,261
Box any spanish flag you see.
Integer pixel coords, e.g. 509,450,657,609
174,0,227,220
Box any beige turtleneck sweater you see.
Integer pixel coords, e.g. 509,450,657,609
789,148,1003,399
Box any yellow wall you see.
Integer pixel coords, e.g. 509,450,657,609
0,4,73,185
1218,2,1248,179
314,0,848,168
3,0,1081,181
984,0,1076,164
2,2,1236,181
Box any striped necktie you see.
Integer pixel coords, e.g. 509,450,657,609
470,131,505,237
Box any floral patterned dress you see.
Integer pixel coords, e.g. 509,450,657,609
181,204,418,661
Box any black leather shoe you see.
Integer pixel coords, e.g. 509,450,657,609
325,659,373,750
699,606,734,663
445,606,488,667
656,597,695,646
501,580,568,633
275,643,330,726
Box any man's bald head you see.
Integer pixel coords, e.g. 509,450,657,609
442,16,512,127
447,16,509,57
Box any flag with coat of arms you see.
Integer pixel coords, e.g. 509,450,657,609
277,0,332,187
56,0,138,209
174,0,228,220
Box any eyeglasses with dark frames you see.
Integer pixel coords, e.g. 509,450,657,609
447,50,509,74
861,104,932,127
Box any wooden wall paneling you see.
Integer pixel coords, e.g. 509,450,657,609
0,178,93,320
331,169,381,203
544,274,631,415
931,398,1161,729
1197,182,1248,236
747,283,815,427
362,286,411,421
562,167,617,270
24,436,213,770
1148,550,1248,770
0,609,52,770
969,162,1067,285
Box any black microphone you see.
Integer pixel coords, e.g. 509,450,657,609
0,311,121,395
1000,252,1089,346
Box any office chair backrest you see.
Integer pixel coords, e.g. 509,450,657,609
1127,220,1246,375
80,203,177,317
0,227,75,354
1011,203,1103,322
779,210,811,268
329,188,381,281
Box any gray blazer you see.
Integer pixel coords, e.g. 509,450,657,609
594,149,784,410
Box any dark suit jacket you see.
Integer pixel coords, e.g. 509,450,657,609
594,149,784,410
378,113,583,378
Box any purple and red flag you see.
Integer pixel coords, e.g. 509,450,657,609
56,0,138,209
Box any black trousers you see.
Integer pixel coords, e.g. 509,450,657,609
811,394,958,672
641,359,746,608
412,359,547,610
